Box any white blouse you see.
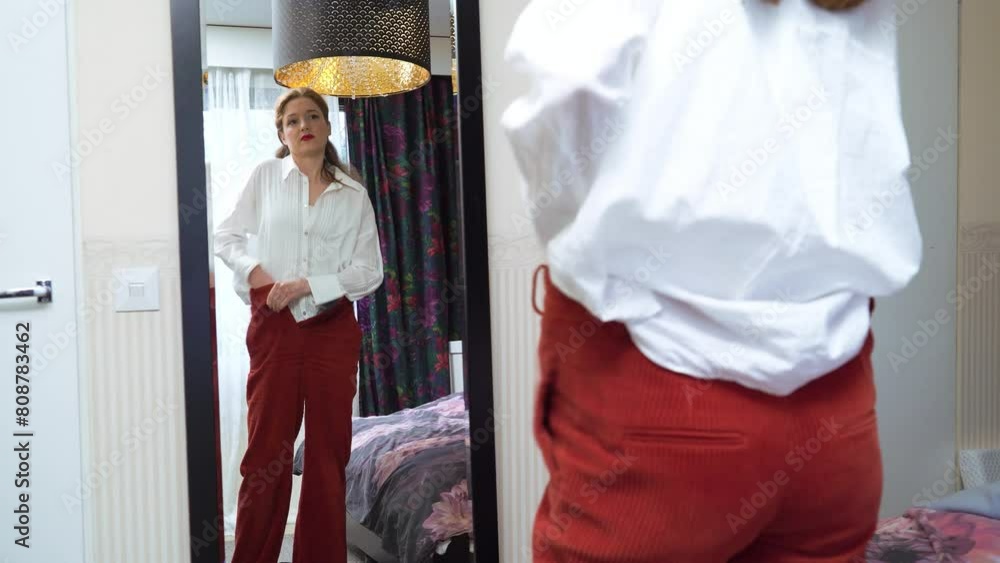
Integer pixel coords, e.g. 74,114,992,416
215,156,384,322
503,0,923,395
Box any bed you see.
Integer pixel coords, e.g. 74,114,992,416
293,393,473,563
863,507,1000,562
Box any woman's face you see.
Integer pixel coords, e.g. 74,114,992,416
279,97,331,158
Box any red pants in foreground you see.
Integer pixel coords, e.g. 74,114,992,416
231,284,360,563
532,270,882,562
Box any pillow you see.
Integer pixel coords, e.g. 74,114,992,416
959,448,1000,489
927,481,1000,520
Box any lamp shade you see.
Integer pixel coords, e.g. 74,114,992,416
273,0,432,98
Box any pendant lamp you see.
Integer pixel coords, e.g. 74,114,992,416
273,0,432,98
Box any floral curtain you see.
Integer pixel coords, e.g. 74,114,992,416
346,77,464,416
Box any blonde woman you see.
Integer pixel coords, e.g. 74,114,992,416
504,0,920,560
215,87,383,563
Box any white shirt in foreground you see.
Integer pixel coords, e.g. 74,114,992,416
502,0,922,395
215,156,384,322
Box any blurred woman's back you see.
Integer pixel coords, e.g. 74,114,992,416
504,0,921,394
503,1,921,560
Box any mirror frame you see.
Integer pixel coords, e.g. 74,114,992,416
168,0,500,561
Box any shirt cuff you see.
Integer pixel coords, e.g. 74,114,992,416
235,256,261,284
306,274,347,306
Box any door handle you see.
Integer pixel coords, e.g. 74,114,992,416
0,280,52,303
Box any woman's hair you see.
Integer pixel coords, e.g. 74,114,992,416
765,0,866,10
274,87,361,183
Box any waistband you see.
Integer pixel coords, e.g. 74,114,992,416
532,264,876,322
249,283,354,327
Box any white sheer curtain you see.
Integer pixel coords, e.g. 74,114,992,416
204,67,349,536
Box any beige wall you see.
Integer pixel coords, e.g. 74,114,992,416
480,2,548,561
957,0,1000,453
76,4,180,238
73,0,190,560
959,1,1000,225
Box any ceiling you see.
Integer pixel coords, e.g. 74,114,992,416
205,0,454,37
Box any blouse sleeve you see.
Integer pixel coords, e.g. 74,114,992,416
214,166,262,286
306,192,384,304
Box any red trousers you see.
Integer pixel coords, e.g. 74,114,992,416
231,284,360,563
532,270,882,562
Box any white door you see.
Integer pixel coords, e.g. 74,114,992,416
0,1,86,561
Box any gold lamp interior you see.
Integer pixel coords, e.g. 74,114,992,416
276,55,431,99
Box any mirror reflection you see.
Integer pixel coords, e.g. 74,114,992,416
202,1,474,561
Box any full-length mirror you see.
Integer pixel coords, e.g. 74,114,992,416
171,0,497,561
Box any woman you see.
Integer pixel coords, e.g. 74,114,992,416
215,87,383,563
504,0,920,560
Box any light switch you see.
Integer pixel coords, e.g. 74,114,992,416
128,282,145,298
114,267,160,312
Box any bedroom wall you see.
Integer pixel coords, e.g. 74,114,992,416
480,1,962,557
72,0,191,561
957,0,1000,455
874,0,959,516
478,2,546,561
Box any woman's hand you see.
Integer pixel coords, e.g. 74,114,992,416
266,279,312,311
